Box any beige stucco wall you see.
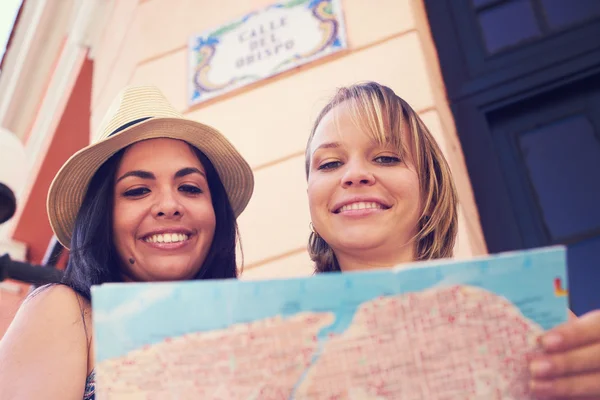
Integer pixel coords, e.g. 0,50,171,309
89,0,487,279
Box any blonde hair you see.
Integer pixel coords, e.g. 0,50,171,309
306,82,458,273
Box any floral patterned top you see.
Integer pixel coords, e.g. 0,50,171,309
84,370,95,400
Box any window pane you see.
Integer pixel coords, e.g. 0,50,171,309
567,236,600,315
518,115,600,240
478,0,541,53
541,0,600,30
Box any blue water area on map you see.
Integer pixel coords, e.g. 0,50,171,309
92,246,568,363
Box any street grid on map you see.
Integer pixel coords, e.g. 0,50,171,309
97,285,543,400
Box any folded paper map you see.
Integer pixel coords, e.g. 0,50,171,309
92,246,569,399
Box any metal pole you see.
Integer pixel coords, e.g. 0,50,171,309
0,253,64,285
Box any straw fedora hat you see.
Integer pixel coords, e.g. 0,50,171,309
47,85,254,249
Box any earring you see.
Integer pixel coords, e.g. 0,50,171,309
309,222,318,236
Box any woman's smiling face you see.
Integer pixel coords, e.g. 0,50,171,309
307,103,422,270
112,138,216,281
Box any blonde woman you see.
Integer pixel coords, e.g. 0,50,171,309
305,81,600,398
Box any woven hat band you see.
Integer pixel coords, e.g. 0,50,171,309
108,117,152,137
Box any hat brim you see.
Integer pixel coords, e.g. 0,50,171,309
47,118,254,249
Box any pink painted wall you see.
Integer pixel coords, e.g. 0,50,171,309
0,58,93,339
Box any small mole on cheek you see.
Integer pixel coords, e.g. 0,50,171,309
129,258,135,265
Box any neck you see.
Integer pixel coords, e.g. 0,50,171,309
335,244,416,273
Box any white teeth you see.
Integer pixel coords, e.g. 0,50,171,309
144,233,190,243
338,202,384,212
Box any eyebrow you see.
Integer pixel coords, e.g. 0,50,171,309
116,170,155,183
174,167,205,179
312,142,341,155
116,167,205,183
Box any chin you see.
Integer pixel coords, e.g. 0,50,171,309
148,263,199,282
336,235,387,252
331,226,381,243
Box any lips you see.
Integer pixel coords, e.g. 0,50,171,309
332,199,391,214
336,201,388,213
144,232,190,244
140,229,193,244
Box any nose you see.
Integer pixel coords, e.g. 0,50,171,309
341,160,375,188
152,190,183,219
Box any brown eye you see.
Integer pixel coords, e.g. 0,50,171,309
179,185,202,194
123,187,150,197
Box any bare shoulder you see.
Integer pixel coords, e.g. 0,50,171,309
27,283,89,306
21,284,92,334
0,284,90,399
26,283,91,312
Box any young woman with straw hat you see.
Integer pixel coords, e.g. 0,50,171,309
0,86,254,399
305,81,600,398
